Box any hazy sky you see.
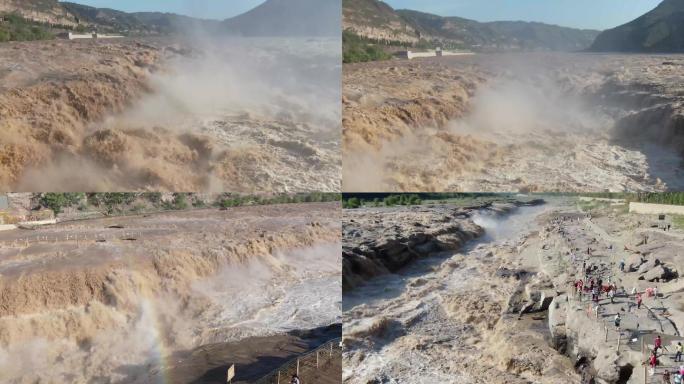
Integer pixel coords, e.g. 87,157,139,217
61,0,266,20
384,0,663,30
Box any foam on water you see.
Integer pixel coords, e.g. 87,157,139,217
343,205,549,383
0,242,341,383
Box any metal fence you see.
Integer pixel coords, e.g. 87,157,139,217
251,338,342,384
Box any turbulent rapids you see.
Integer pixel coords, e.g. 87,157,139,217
0,37,341,192
342,53,684,192
0,203,341,384
342,196,684,383
342,201,570,383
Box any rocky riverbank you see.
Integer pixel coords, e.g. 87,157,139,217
343,197,684,383
342,200,544,291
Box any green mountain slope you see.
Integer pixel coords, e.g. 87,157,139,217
3,0,338,39
589,0,684,52
343,0,600,51
398,9,599,51
61,2,222,35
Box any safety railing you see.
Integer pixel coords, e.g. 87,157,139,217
251,338,342,384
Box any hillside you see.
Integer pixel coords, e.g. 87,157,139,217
589,0,684,52
0,0,75,26
223,0,340,37
1,0,337,39
61,2,220,35
342,0,418,43
343,0,600,51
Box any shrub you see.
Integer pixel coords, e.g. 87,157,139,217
40,193,84,214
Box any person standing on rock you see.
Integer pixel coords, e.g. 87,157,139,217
614,313,621,329
655,335,663,352
619,259,625,272
609,289,615,304
664,370,672,384
637,293,643,310
676,342,683,362
651,350,658,367
648,350,658,371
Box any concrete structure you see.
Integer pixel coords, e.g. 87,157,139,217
60,32,124,40
399,48,474,60
629,202,684,215
0,219,56,232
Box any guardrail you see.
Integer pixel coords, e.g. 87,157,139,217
250,338,341,384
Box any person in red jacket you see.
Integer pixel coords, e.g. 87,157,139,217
649,350,658,369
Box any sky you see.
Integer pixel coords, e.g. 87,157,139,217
61,0,266,20
384,0,663,30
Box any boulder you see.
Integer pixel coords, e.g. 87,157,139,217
592,348,622,383
637,258,660,274
626,253,644,272
641,265,665,281
641,264,678,282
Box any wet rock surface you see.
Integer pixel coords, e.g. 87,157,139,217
342,199,585,383
343,204,491,291
342,197,684,383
